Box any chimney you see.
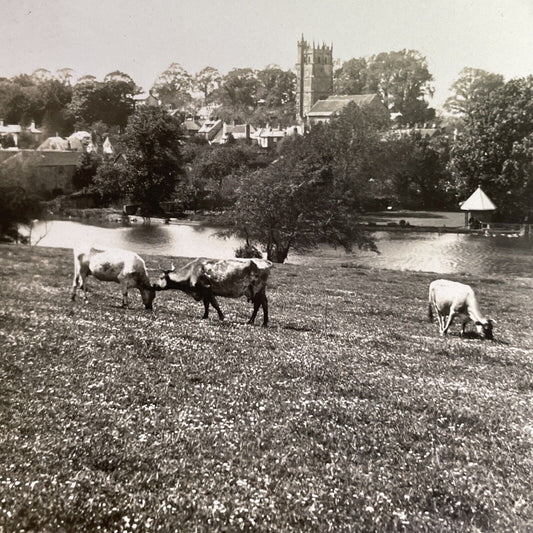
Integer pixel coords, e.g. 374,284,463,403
245,124,250,140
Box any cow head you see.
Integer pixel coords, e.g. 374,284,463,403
141,286,156,310
475,319,494,340
153,264,175,290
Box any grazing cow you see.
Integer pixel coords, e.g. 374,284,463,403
428,279,493,339
153,258,273,326
71,247,155,310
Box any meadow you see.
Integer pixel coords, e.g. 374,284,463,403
1,244,532,532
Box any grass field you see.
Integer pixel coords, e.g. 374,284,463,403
1,244,532,532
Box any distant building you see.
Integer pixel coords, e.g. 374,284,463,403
387,125,442,140
180,118,203,138
296,36,334,122
0,120,42,147
460,185,497,227
211,123,257,144
1,150,81,196
254,125,303,149
198,119,223,142
306,94,386,126
133,92,160,107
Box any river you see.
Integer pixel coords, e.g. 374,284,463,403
28,215,533,277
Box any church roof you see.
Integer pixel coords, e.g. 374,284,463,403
307,94,380,116
460,186,497,211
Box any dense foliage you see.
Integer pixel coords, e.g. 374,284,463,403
92,107,183,213
0,186,41,241
335,50,435,126
448,76,533,220
220,103,387,262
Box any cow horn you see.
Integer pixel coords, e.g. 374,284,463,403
169,263,176,272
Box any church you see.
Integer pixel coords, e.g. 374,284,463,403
295,36,386,125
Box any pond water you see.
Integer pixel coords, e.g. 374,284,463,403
29,216,533,277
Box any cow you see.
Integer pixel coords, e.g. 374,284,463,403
71,247,156,310
153,258,273,326
428,279,494,339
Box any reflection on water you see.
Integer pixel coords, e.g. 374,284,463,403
299,231,533,277
31,220,242,259
30,220,533,277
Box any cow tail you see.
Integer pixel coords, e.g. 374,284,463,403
428,299,434,322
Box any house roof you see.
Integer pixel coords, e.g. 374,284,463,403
38,137,70,150
103,137,114,154
182,119,202,132
258,127,286,138
460,186,497,211
0,124,22,134
2,150,81,168
307,94,380,117
389,128,440,139
198,119,222,134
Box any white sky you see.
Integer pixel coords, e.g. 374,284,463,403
0,0,532,108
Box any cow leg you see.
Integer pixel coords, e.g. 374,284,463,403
120,280,129,308
209,294,224,321
248,291,268,327
80,271,89,303
442,310,456,336
202,297,210,319
71,273,79,301
434,310,444,334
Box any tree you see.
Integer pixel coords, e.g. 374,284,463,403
335,50,435,125
215,68,259,122
382,133,452,209
0,186,41,242
448,76,533,219
445,67,504,117
194,67,221,104
366,50,435,125
69,75,136,129
220,103,385,263
93,106,183,213
73,152,101,190
253,66,296,126
152,63,193,110
56,68,76,85
334,57,369,95
190,145,251,204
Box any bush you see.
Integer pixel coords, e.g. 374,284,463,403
235,243,263,258
0,186,42,241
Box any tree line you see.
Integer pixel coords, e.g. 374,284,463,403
1,57,532,258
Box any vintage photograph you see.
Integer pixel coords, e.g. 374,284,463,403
1,0,532,530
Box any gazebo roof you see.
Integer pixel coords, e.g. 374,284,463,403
460,186,496,211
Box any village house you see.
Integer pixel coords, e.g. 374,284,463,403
197,119,223,142
0,120,43,147
210,123,257,144
306,94,386,126
1,149,81,196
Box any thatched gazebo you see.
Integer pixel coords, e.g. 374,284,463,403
460,185,497,228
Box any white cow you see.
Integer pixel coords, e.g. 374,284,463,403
428,279,493,339
71,247,155,309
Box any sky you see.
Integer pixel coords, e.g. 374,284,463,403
0,0,532,109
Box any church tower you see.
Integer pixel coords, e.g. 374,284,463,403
296,35,334,121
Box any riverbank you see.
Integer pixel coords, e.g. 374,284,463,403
1,244,532,531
